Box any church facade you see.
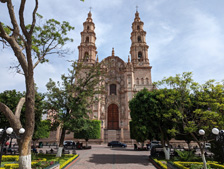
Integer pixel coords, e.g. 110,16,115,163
77,11,154,143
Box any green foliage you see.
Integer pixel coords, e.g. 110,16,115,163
0,90,47,140
45,61,105,146
129,120,148,142
30,17,74,61
189,164,211,169
0,90,25,128
210,140,224,164
156,72,224,142
153,159,167,169
32,120,51,140
173,162,224,169
174,150,199,162
73,120,101,141
156,72,224,167
129,87,180,146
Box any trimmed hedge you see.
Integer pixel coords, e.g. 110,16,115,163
3,158,47,169
1,156,19,162
154,159,167,169
60,154,79,169
173,161,224,169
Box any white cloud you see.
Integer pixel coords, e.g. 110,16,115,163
1,0,224,93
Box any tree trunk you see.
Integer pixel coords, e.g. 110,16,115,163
141,142,144,149
163,147,170,160
56,127,66,157
85,139,88,147
19,74,35,169
56,147,63,158
19,155,31,169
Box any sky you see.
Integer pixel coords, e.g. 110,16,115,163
0,0,224,93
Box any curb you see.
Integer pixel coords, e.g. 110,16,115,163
63,155,80,169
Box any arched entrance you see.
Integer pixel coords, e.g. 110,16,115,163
107,104,119,130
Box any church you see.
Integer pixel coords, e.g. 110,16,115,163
77,10,154,143
44,10,154,144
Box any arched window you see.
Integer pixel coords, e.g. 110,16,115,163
86,37,89,43
136,78,139,85
110,84,116,95
138,36,141,42
146,78,149,85
141,78,144,85
84,52,89,61
138,52,142,61
87,26,90,30
137,25,140,30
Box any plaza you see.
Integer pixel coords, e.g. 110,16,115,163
69,144,156,169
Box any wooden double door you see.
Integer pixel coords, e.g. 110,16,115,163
107,104,119,130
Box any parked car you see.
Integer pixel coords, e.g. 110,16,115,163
63,140,75,147
150,144,164,157
149,141,160,149
108,141,127,148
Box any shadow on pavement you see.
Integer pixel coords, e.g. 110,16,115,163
88,154,150,166
111,148,149,152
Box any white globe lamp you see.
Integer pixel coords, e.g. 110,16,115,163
6,127,13,134
199,129,205,135
212,128,219,135
19,128,25,134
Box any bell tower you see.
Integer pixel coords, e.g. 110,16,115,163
130,10,150,67
78,11,97,64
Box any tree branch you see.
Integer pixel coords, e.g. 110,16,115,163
15,97,25,118
29,0,38,34
19,0,29,40
0,0,7,3
0,102,22,129
7,0,20,37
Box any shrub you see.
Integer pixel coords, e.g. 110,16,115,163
174,150,199,162
154,159,167,169
60,155,78,169
2,155,19,162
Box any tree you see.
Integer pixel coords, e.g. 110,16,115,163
156,72,223,168
130,88,180,159
73,119,101,147
45,61,105,157
0,0,74,166
32,120,51,147
129,88,151,148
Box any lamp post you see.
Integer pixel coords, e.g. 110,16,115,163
212,128,224,160
199,129,208,169
0,127,25,166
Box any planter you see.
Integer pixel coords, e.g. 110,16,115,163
61,155,79,169
148,156,164,169
167,162,180,169
44,162,60,169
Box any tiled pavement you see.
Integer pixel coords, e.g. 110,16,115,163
70,145,156,169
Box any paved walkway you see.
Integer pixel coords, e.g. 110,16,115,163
70,145,156,169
